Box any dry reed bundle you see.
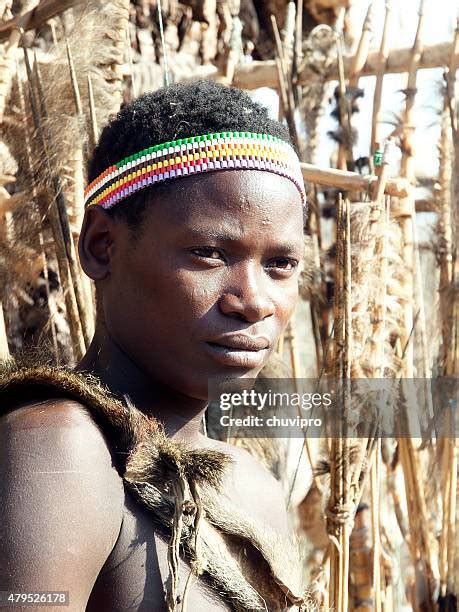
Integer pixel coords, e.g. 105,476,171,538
437,19,459,607
1,0,132,359
390,4,444,607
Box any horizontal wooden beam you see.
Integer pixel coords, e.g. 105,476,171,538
414,199,436,213
231,41,457,90
301,41,457,83
0,0,85,42
300,162,411,198
232,61,278,90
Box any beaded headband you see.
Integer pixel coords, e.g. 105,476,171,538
84,131,306,209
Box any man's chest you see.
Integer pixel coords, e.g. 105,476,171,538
86,493,232,611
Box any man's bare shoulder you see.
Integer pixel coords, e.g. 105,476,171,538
0,396,125,524
0,398,125,608
199,436,290,534
1,398,123,479
4,396,102,429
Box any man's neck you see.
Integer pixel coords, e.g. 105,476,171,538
76,325,207,444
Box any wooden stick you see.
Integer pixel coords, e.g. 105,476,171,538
444,20,458,142
400,0,426,179
343,197,352,384
370,1,392,156
373,196,390,376
0,0,84,41
446,438,457,596
333,193,345,379
285,319,323,493
125,22,138,99
270,14,299,149
341,197,352,612
39,232,59,361
281,1,296,64
371,440,382,612
348,1,376,89
307,191,326,373
328,195,352,612
65,36,83,116
437,109,453,366
411,188,433,417
286,319,302,379
294,0,303,71
87,74,98,153
274,55,288,119
300,163,410,197
335,27,350,171
0,301,10,360
339,2,375,171
276,332,284,357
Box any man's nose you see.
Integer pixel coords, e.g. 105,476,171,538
218,264,275,323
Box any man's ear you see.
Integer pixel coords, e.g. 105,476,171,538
78,207,117,281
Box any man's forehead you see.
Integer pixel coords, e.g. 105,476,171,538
161,170,303,214
139,170,305,244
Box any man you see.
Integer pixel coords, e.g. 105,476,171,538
0,81,308,611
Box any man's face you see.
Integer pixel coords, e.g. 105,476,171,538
101,170,304,399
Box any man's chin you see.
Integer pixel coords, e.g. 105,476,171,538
205,368,262,397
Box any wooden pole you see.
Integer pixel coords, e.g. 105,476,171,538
0,301,9,361
270,13,299,149
369,143,392,378
348,1,376,89
328,195,353,612
285,319,322,494
335,1,376,170
370,1,392,157
335,23,351,171
87,74,98,153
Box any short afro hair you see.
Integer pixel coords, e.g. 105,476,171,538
87,80,293,228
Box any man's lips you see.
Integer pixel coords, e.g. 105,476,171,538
207,333,271,351
204,334,272,368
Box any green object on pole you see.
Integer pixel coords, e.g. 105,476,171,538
373,149,383,166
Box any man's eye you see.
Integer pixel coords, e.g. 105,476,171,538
266,258,298,271
191,247,224,260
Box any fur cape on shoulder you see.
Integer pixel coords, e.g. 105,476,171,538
0,358,309,611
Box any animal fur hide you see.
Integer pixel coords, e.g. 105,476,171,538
0,358,308,611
